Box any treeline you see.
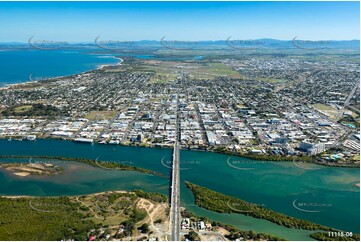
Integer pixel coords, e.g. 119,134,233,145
184,231,200,241
239,153,315,163
0,196,96,241
132,190,167,203
212,221,285,241
181,208,285,241
0,190,159,241
116,208,147,238
185,181,333,231
0,155,165,177
213,147,316,162
212,147,359,168
310,232,360,241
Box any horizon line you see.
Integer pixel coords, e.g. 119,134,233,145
1,38,360,43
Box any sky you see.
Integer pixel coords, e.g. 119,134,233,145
0,1,359,42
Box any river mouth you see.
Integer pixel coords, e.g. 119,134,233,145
0,139,359,238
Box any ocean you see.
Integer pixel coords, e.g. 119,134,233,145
0,49,119,87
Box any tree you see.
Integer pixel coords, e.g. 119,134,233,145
185,231,200,241
138,223,150,233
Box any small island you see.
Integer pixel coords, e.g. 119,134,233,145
0,155,166,178
0,163,64,177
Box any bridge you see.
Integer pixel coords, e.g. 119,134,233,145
170,95,181,241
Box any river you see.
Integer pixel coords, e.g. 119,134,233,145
0,139,359,240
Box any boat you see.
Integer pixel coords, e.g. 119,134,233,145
25,135,37,141
73,138,94,143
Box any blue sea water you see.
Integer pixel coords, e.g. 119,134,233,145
0,50,204,87
0,49,119,87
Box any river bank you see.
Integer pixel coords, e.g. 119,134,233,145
2,136,358,168
0,138,359,235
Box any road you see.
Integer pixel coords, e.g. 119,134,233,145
332,81,359,120
121,103,143,143
344,82,359,107
170,94,181,241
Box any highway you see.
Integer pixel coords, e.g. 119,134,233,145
337,82,359,119
343,82,359,108
170,95,181,241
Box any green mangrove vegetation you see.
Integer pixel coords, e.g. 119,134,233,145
0,190,165,241
181,206,285,241
212,147,359,168
0,155,166,177
0,196,96,241
185,181,333,231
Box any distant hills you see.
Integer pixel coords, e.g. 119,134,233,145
0,38,359,50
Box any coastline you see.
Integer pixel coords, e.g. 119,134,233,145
0,190,130,199
97,56,123,69
0,54,358,169
0,53,123,89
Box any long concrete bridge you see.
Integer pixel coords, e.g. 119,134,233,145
170,95,181,241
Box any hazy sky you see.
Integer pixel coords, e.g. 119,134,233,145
0,1,359,42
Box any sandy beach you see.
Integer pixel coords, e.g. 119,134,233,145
13,172,30,177
0,190,129,199
97,57,123,70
